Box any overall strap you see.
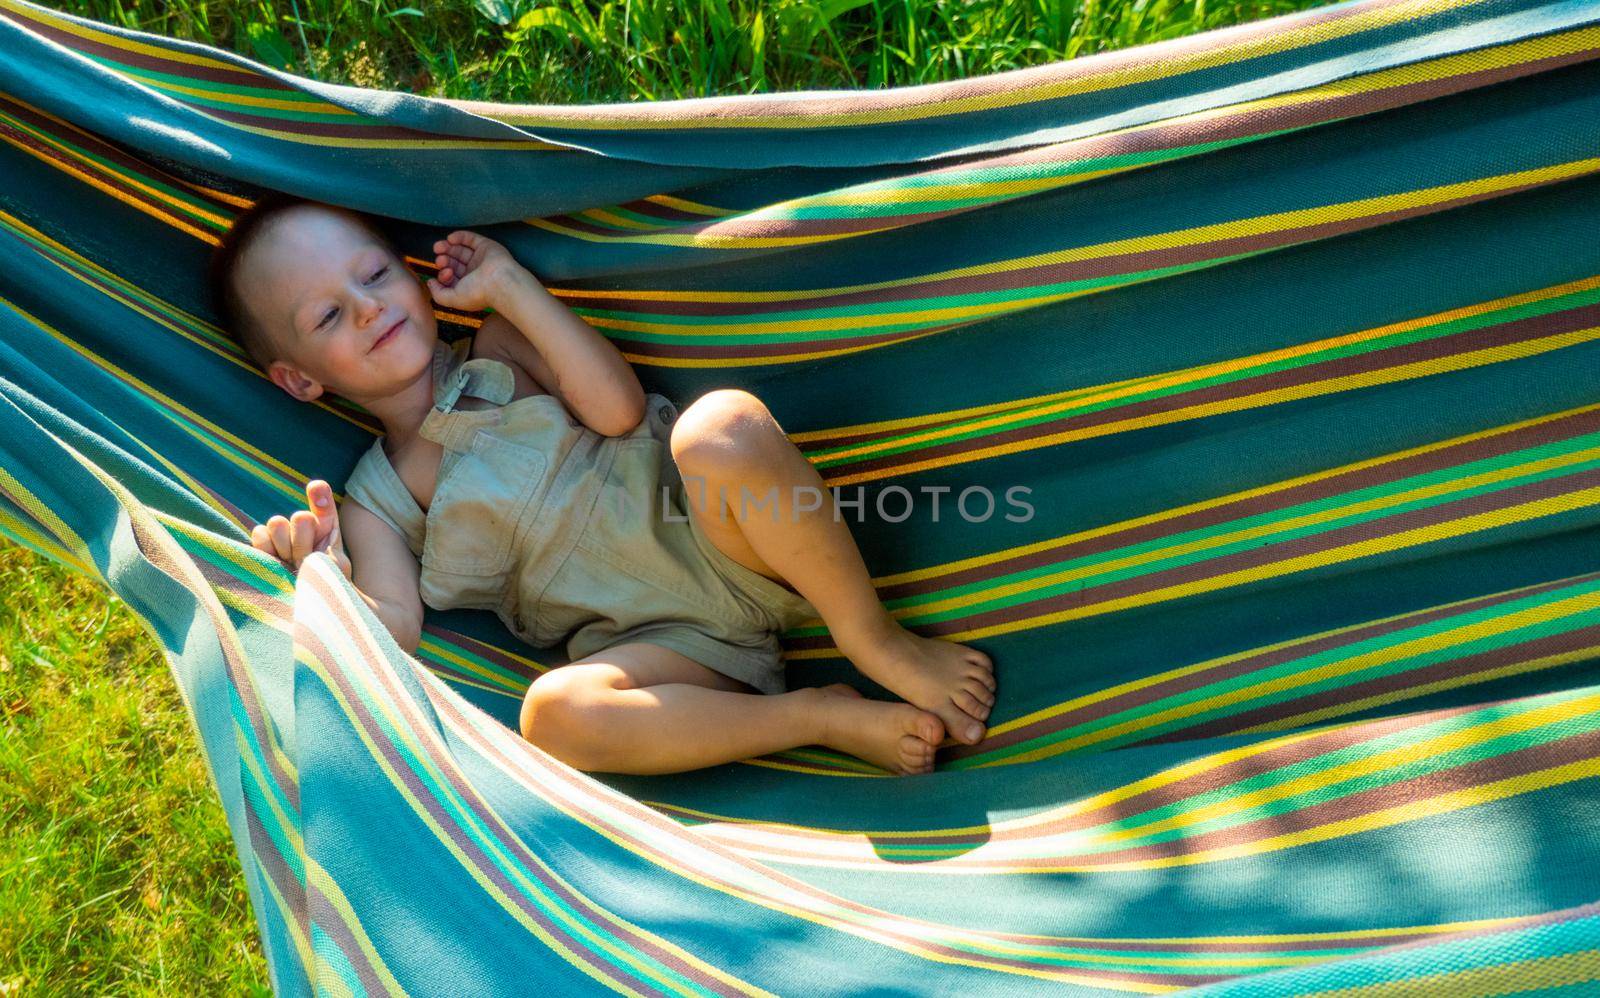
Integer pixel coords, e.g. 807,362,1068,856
421,337,517,452
342,440,427,558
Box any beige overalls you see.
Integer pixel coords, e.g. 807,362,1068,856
342,338,819,695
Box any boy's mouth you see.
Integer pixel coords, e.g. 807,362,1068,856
369,317,405,353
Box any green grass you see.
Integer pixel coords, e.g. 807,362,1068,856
0,543,271,994
46,0,1331,102
3,0,1336,989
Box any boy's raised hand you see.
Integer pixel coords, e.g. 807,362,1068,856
427,230,521,312
250,480,353,580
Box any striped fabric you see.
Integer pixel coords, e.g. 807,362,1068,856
3,0,1599,991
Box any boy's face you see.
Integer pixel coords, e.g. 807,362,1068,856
237,206,436,403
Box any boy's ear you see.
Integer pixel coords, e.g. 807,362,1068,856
267,360,325,402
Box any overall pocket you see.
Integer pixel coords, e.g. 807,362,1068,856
421,430,549,578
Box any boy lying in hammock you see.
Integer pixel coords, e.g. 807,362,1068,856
214,196,996,777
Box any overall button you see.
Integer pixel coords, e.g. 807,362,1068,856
656,401,677,424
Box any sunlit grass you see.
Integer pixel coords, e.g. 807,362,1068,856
0,543,271,994
46,0,1334,102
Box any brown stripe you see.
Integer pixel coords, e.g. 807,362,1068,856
292,618,653,995
241,794,310,942
867,691,1583,854
1055,722,1600,869
950,573,1600,760
631,44,1600,248
304,878,390,993
558,172,1585,321
1135,620,1600,745
621,199,727,223
825,300,1600,480
125,509,305,813
861,406,1600,605
307,574,743,995
191,102,445,142
9,8,299,91
421,621,540,685
0,113,182,224
739,697,1495,858
0,92,237,216
916,462,1600,640
420,674,1237,983
613,322,956,359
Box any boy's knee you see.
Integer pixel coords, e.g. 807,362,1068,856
519,667,613,769
670,389,780,469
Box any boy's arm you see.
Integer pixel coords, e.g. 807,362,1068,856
251,480,425,654
486,266,646,437
428,229,645,436
340,501,426,654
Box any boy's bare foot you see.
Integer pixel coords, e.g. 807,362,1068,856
810,683,945,775
840,623,996,746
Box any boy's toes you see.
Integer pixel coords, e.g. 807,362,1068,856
955,689,992,721
964,677,995,707
898,735,935,775
938,704,985,746
911,710,944,746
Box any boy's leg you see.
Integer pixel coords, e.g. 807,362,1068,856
668,390,997,746
520,641,944,776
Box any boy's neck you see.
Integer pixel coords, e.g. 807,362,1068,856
354,370,437,451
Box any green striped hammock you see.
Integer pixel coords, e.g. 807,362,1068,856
3,0,1599,991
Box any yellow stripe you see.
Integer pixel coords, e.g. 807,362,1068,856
551,157,1600,308
807,275,1600,461
1235,643,1600,735
867,400,1600,589
0,95,232,229
981,585,1600,769
531,26,1600,251
1,294,310,500
1297,947,1600,997
0,108,222,244
115,66,362,116
0,503,93,575
640,194,738,217
437,680,1188,992
936,481,1600,648
903,438,1600,625
0,0,257,73
698,658,1599,859
301,573,758,998
983,576,1593,751
303,860,409,996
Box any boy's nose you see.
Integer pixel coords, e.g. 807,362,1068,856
353,292,383,325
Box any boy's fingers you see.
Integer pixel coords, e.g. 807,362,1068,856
266,515,293,562
250,524,272,553
290,510,316,564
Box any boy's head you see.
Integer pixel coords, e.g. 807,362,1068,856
208,194,437,403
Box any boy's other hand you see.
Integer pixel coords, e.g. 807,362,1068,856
427,230,522,312
250,480,353,580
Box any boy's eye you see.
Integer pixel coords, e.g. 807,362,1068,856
317,307,337,329
365,266,389,284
